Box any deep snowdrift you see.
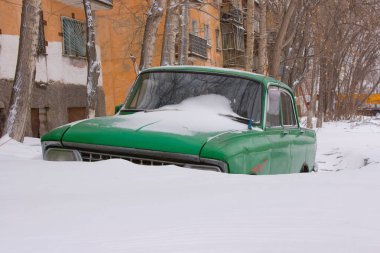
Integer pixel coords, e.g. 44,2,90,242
0,118,380,253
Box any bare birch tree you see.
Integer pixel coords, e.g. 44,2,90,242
178,0,189,65
2,0,41,141
83,0,101,119
139,0,166,70
245,0,255,71
257,0,267,74
269,0,298,79
161,0,180,66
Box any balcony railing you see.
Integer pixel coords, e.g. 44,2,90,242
57,0,113,10
189,33,208,59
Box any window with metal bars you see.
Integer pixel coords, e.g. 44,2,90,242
37,11,46,55
61,17,86,58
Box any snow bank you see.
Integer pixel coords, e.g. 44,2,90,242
115,94,248,135
1,118,380,252
0,135,41,160
316,117,380,172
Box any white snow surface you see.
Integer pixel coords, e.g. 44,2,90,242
114,94,248,135
1,118,380,252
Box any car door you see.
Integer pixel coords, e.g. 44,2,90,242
265,86,292,174
280,89,306,173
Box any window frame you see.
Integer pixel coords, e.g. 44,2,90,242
280,89,298,128
122,70,263,126
61,16,87,59
265,85,299,129
265,86,282,129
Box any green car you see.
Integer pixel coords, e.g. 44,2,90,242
42,66,316,175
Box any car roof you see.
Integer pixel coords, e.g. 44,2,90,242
141,66,292,93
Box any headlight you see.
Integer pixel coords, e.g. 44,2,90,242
44,148,82,161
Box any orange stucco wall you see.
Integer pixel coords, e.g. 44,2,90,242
97,0,223,115
0,0,86,40
0,0,224,116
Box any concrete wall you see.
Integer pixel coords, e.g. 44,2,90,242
0,80,105,137
0,34,103,85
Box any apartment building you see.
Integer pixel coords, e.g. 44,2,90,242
96,0,224,115
0,0,111,137
0,0,264,136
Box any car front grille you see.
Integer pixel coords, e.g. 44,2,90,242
78,150,222,172
79,150,180,166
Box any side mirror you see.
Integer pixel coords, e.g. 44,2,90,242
115,104,123,114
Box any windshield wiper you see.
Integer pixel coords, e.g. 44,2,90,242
143,108,180,113
219,114,260,129
119,108,144,113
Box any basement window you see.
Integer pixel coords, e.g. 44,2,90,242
61,17,86,58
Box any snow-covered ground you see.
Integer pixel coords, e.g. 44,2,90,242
1,117,380,253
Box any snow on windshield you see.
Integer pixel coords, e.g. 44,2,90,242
114,94,250,135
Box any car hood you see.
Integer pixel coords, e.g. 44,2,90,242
61,110,248,156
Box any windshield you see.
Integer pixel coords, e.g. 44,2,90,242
124,71,262,123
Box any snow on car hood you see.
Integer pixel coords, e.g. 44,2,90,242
61,94,250,156
114,94,247,136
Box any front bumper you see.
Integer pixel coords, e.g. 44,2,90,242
42,141,228,173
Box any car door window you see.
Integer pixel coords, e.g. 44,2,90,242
281,91,297,127
266,88,281,127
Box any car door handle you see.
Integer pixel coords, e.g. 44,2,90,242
282,130,289,135
300,129,305,134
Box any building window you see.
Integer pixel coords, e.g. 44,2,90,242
37,11,46,55
61,17,86,58
204,24,210,45
216,28,221,50
191,20,199,36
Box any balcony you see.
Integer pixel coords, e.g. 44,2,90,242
189,33,208,59
56,0,113,10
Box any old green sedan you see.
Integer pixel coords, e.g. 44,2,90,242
41,66,316,175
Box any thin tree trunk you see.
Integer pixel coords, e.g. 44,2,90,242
269,0,298,79
307,57,317,129
2,0,41,141
257,0,267,74
139,0,166,70
83,0,101,119
161,0,179,66
178,0,189,65
316,58,326,128
245,0,255,71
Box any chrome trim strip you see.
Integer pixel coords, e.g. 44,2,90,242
41,141,62,155
62,142,200,163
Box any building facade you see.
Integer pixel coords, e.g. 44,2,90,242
0,0,264,137
0,0,111,137
96,0,225,115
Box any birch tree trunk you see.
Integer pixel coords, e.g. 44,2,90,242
83,0,101,119
257,0,267,74
245,0,255,71
178,0,189,65
269,0,298,79
161,0,179,66
139,0,166,70
2,0,41,141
